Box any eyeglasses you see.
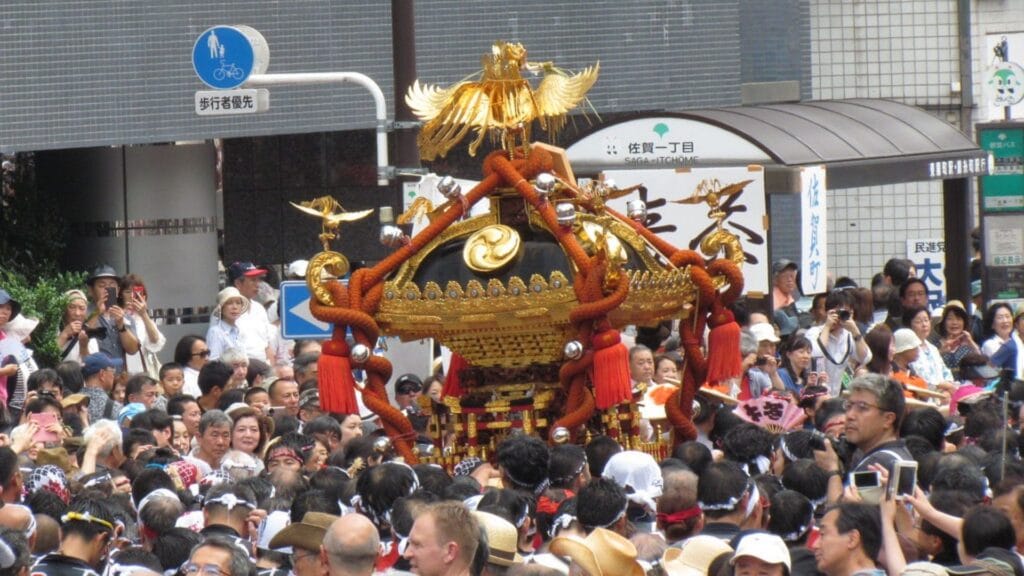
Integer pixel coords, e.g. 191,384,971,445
191,350,211,358
182,563,231,576
842,399,881,413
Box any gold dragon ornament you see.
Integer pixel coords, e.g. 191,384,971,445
406,41,599,160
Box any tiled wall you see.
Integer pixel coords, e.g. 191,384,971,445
809,0,964,286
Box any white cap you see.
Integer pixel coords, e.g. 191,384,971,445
731,533,791,572
749,322,780,344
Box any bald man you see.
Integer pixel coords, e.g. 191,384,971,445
322,514,380,576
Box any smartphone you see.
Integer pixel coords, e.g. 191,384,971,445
850,470,880,489
104,287,118,309
890,461,919,499
810,357,820,373
132,285,145,300
29,412,60,445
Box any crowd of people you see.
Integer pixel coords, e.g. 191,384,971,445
0,253,1020,576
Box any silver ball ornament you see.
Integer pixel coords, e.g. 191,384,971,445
350,344,371,364
551,427,571,444
373,436,392,453
555,203,576,227
534,173,556,200
626,199,647,224
564,340,584,360
437,175,462,200
380,225,406,247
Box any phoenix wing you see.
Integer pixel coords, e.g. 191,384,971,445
532,62,600,131
407,79,492,160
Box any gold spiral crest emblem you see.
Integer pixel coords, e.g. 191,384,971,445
307,251,350,305
463,225,522,273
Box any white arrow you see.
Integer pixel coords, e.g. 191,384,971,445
289,296,330,331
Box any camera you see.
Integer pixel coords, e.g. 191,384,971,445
84,325,108,340
808,430,854,464
755,356,769,367
837,309,852,322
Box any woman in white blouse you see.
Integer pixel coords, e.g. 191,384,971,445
981,302,1014,358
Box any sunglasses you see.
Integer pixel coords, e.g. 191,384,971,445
191,350,211,358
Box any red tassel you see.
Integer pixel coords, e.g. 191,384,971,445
319,340,359,415
705,303,742,388
591,329,632,410
443,353,469,398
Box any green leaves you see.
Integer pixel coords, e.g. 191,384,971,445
0,269,87,368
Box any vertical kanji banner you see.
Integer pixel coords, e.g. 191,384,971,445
602,166,769,294
906,239,947,310
800,166,828,295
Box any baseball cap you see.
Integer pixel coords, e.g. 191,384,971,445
893,329,923,354
731,532,791,572
228,262,267,283
772,259,798,276
749,322,780,344
81,353,124,377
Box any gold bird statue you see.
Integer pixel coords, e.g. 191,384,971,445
290,196,373,251
406,41,599,161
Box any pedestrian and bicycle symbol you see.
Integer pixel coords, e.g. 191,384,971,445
192,25,269,90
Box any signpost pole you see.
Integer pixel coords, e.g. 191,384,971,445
243,72,390,185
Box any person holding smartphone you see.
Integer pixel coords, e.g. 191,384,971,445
84,265,140,361
120,274,166,380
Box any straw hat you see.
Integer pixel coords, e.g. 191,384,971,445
214,287,250,317
697,386,738,406
269,512,339,551
473,511,524,567
661,535,733,576
549,528,644,576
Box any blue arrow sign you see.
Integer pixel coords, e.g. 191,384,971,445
280,281,334,340
192,26,256,89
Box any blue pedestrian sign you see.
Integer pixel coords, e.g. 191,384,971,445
280,281,334,340
192,26,263,89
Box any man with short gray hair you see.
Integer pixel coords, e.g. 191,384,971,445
184,536,255,576
190,410,232,474
817,374,910,479
322,513,379,576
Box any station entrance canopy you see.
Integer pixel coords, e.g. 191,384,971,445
564,98,990,303
565,98,988,190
